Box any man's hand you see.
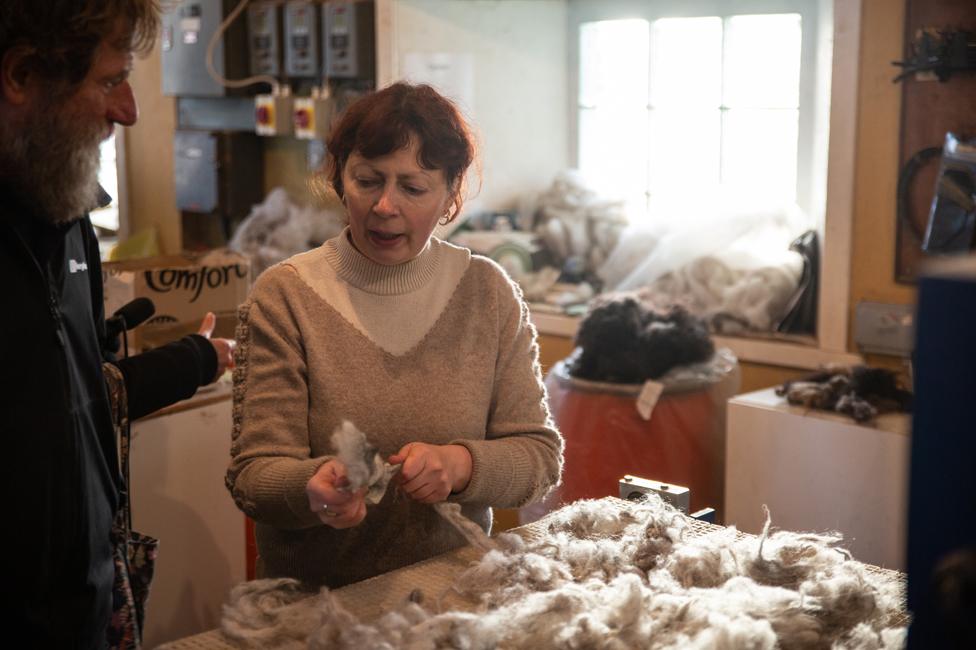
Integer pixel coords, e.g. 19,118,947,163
197,311,235,383
306,460,368,529
389,443,473,504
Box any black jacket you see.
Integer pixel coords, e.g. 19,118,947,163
1,189,217,649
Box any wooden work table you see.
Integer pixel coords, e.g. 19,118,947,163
160,497,907,649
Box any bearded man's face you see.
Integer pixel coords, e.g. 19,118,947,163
0,29,135,224
1,93,105,223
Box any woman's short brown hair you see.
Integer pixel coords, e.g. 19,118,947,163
325,82,478,222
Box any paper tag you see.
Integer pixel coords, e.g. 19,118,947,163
636,380,664,421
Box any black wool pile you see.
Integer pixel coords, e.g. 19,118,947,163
569,296,715,384
776,365,914,423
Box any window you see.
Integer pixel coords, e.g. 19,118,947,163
568,0,860,354
91,135,120,234
91,132,129,259
577,3,819,219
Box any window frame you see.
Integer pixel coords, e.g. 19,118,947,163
91,129,130,247
114,129,131,241
560,0,860,369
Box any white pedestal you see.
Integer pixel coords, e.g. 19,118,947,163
724,388,910,570
129,387,246,648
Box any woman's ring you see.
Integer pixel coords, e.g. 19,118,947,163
322,503,338,517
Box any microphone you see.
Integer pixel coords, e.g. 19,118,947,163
105,297,156,342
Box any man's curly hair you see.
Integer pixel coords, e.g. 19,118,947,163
0,0,161,91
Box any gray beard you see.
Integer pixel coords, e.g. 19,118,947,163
0,101,104,224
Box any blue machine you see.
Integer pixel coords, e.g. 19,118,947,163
907,258,976,649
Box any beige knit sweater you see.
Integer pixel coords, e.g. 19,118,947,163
226,231,563,588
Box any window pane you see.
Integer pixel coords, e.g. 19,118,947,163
579,19,649,108
648,108,721,196
90,135,119,233
724,14,802,108
722,108,798,202
650,17,722,108
579,106,648,209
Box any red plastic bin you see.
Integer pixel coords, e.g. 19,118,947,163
522,349,739,524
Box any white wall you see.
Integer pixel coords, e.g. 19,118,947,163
381,0,570,216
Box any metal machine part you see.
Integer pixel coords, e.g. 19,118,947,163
619,475,690,514
618,475,717,522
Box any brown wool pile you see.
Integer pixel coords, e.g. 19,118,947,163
221,497,907,649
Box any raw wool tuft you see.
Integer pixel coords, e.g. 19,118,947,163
776,364,913,423
747,504,851,589
219,495,906,649
330,420,400,504
220,578,323,649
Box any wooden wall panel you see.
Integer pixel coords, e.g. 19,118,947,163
895,0,976,281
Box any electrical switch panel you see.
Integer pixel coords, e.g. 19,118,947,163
247,1,281,76
854,301,915,357
284,1,320,78
255,94,294,136
161,0,249,96
293,94,335,139
322,0,375,80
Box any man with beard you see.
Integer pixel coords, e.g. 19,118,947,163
0,1,235,646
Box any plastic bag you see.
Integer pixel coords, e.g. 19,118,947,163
597,194,809,331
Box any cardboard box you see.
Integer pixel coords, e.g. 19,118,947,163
103,250,251,351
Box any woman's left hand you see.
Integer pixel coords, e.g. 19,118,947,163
389,443,473,504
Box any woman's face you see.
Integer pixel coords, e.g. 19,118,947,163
341,136,453,266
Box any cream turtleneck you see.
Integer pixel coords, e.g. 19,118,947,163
289,228,470,355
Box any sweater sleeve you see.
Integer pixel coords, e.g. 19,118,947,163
225,267,331,529
449,265,564,508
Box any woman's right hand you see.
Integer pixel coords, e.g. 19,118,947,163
305,460,368,529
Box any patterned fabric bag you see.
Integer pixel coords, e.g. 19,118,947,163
103,363,160,650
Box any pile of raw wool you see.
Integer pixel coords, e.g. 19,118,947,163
569,295,716,384
221,496,907,649
776,365,914,423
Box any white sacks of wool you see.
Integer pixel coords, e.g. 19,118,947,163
221,494,906,649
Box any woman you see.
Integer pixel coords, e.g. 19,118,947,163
226,82,563,588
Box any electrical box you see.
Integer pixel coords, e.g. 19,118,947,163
322,0,375,80
854,301,915,357
293,95,335,139
284,1,320,78
247,1,281,76
173,130,264,248
255,94,294,136
161,0,249,96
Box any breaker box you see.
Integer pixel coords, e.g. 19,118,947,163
247,1,281,76
161,0,249,96
173,130,264,247
284,1,320,78
293,95,335,139
322,0,375,80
